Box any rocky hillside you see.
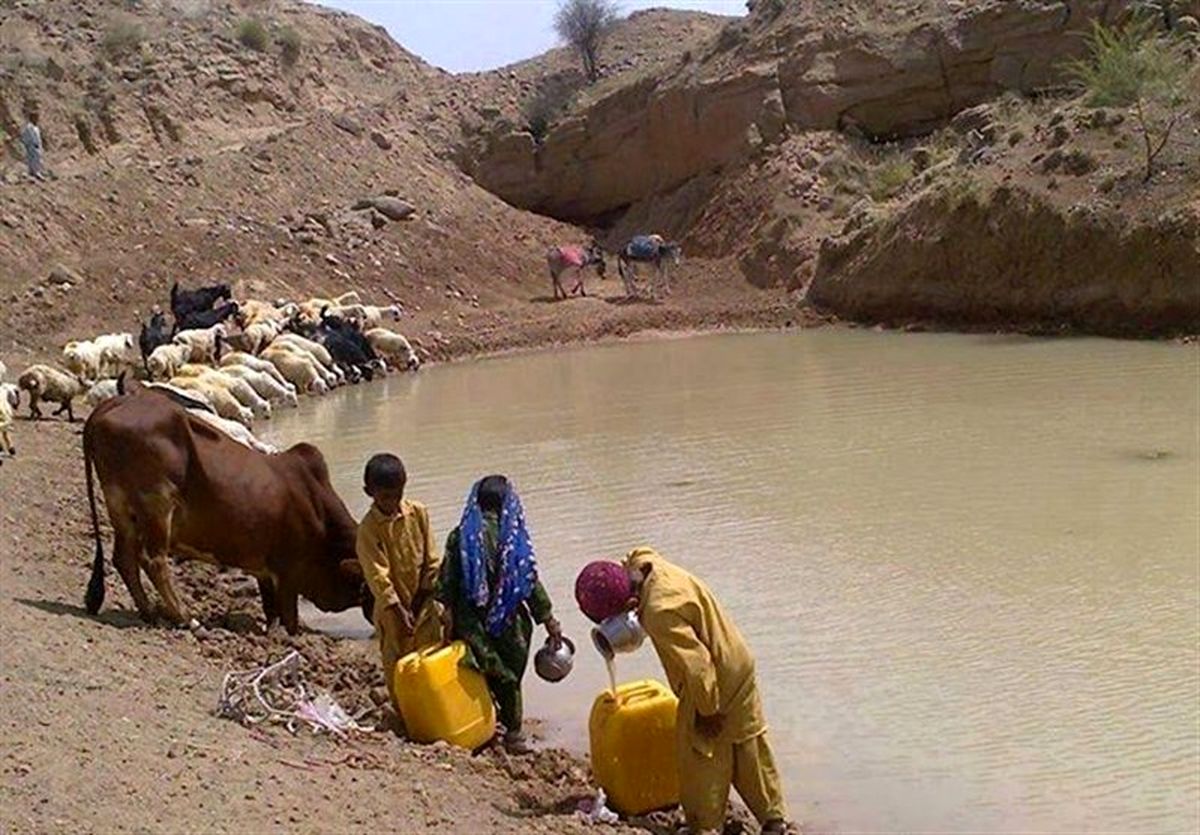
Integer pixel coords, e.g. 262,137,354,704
0,0,592,362
456,0,1200,335
0,0,1196,355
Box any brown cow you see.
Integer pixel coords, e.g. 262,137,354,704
82,382,370,634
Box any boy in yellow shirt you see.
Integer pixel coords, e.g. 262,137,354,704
357,453,444,712
576,547,792,835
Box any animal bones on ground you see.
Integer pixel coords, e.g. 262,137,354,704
216,650,370,736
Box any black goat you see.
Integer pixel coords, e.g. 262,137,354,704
170,281,232,326
138,311,172,373
316,313,382,382
176,300,240,333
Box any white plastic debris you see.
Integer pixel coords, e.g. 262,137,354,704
575,788,620,825
216,650,369,736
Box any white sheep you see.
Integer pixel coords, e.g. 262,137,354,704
85,379,121,407
17,364,86,421
271,333,336,369
62,340,106,383
326,303,402,330
167,376,253,426
147,343,191,381
220,351,290,387
94,333,139,377
202,369,272,420
243,319,283,355
269,335,341,387
261,345,329,395
0,382,19,456
238,299,291,328
220,363,299,407
364,328,421,371
172,323,228,364
187,408,278,454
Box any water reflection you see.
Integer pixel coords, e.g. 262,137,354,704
263,330,1200,833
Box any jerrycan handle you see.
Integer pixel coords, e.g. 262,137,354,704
615,683,661,707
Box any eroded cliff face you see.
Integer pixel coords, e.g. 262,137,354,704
461,0,1140,223
808,184,1200,337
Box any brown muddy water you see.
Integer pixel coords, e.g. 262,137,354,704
260,329,1200,833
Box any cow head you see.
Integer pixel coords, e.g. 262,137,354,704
336,558,374,625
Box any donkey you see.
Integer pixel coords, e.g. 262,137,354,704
617,234,682,300
546,241,606,300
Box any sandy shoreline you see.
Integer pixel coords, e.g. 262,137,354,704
0,289,802,835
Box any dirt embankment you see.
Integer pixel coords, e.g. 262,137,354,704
809,182,1200,337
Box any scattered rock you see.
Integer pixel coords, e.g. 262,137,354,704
369,131,393,151
1076,108,1124,130
1041,148,1099,176
1046,123,1071,149
365,196,416,221
48,265,82,286
332,115,364,137
951,104,994,135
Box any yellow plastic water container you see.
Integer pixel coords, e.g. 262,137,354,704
393,641,496,750
589,679,680,815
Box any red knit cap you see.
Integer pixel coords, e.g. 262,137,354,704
574,561,632,624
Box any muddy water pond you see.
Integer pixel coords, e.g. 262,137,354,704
260,329,1199,833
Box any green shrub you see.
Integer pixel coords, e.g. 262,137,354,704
523,79,578,141
236,18,270,52
1067,20,1192,180
102,20,144,59
868,158,914,201
277,26,302,66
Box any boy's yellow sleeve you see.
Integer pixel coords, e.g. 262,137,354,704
418,505,441,594
356,522,399,610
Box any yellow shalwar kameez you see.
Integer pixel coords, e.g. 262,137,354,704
357,501,445,706
625,547,787,832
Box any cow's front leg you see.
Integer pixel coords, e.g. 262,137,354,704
278,584,301,636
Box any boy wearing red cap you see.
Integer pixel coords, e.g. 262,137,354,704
576,547,791,835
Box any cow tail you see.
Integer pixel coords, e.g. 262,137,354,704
83,435,106,615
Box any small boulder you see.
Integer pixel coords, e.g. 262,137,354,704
48,264,82,286
369,130,393,150
1046,123,1071,149
951,104,993,135
370,196,416,221
332,114,364,137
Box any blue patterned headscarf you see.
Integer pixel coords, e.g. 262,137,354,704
458,478,539,636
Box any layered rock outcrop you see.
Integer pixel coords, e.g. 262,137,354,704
463,0,1145,222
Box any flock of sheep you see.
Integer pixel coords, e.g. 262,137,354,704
0,282,422,460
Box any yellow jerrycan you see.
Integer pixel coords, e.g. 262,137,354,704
393,641,496,750
589,679,680,815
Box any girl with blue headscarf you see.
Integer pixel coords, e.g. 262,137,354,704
437,474,561,754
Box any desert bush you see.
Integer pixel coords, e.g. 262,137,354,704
102,20,144,59
1068,19,1192,181
523,78,579,141
554,0,620,83
868,158,914,201
277,26,302,66
236,18,270,52
821,151,913,202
